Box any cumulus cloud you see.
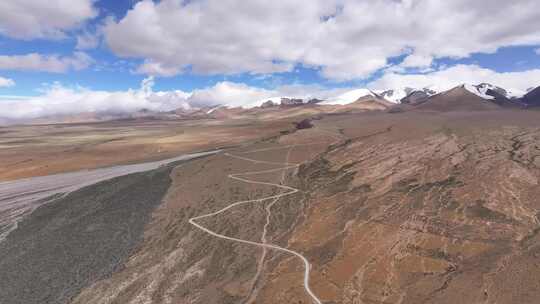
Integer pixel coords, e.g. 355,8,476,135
0,52,93,73
3,63,540,121
135,61,182,77
0,0,98,40
103,0,540,81
0,77,289,120
76,31,100,50
400,53,434,69
0,76,352,121
368,64,540,95
0,76,15,87
188,82,275,108
0,77,190,120
187,82,351,108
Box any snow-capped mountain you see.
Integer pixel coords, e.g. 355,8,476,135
378,88,438,104
378,88,414,103
199,83,537,113
463,84,495,100
249,96,309,108
320,89,377,105
463,83,524,100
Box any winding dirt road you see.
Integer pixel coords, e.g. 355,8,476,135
189,146,324,304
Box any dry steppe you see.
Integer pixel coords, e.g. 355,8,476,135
0,118,291,181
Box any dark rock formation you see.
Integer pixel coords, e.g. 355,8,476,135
280,98,304,106
294,118,313,129
521,86,540,107
260,100,277,108
400,90,431,104
307,98,324,104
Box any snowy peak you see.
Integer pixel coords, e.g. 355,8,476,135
204,84,536,112
250,96,312,108
379,87,414,103
379,87,437,104
463,84,495,100
463,83,525,100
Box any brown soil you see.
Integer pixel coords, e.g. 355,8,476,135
0,118,292,181
4,106,540,304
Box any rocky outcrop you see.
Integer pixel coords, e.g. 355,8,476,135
414,86,501,112
521,86,540,107
280,98,304,106
260,100,277,108
307,98,323,104
294,118,313,129
400,90,431,104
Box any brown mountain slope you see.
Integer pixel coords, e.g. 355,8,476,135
67,110,540,304
414,86,501,112
3,109,540,304
350,95,393,110
521,86,540,107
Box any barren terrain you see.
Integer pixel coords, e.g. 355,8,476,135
0,118,291,181
2,106,540,304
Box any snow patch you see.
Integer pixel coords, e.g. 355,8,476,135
462,83,527,99
378,89,409,103
376,87,439,103
206,106,222,114
244,96,294,108
463,84,494,100
503,88,526,98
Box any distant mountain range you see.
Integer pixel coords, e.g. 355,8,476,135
130,83,540,116
252,83,538,109
2,83,539,125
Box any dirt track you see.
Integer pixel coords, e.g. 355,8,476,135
189,148,323,304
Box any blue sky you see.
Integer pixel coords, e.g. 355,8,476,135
2,40,538,97
1,0,540,119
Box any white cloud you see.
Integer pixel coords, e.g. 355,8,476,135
188,82,275,108
76,31,100,50
368,64,540,95
0,77,191,120
0,77,352,120
0,52,93,73
0,0,98,40
135,61,182,77
103,0,540,81
0,78,279,120
0,76,15,87
400,53,434,69
187,82,351,108
3,63,540,121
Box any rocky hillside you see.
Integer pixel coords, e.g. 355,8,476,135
2,108,540,304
